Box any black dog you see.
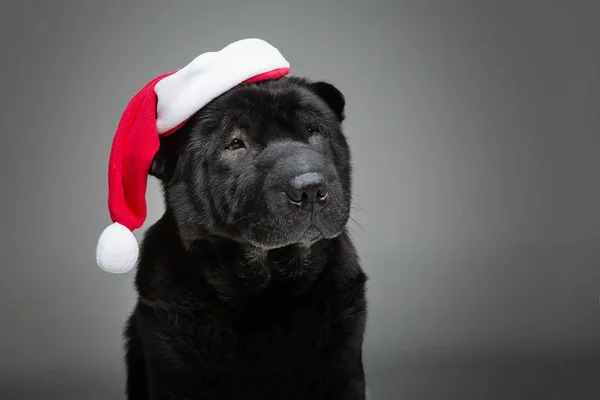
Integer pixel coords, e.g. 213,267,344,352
124,75,368,399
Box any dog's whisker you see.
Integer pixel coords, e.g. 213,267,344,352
231,213,251,224
244,216,267,237
348,216,366,233
350,201,367,214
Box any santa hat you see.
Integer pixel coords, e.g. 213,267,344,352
95,38,290,274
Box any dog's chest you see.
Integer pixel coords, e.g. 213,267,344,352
159,289,337,371
154,293,344,398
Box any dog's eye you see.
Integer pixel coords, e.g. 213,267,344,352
227,138,245,150
307,125,319,134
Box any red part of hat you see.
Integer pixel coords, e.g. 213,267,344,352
107,72,176,231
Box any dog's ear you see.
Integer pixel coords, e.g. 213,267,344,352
149,146,168,180
310,81,346,122
150,123,191,180
149,135,180,180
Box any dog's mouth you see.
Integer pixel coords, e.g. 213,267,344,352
241,220,332,251
297,223,325,244
243,212,354,252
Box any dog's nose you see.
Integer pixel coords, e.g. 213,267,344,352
285,172,328,209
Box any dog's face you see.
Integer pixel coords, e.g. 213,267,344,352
151,77,352,250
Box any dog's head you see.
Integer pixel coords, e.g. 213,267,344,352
150,76,351,250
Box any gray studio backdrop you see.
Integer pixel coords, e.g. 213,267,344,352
1,1,599,399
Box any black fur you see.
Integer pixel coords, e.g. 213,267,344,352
124,76,368,399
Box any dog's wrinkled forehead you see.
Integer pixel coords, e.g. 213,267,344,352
196,80,337,141
222,80,326,114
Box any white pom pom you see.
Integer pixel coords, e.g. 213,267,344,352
95,222,139,274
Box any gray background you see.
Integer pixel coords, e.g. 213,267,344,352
1,0,599,399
